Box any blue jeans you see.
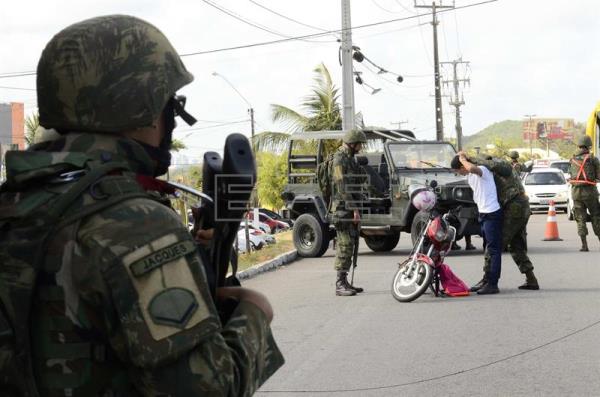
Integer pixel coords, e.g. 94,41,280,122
479,209,503,286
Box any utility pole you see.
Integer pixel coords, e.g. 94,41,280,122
390,120,409,129
441,58,469,150
414,1,455,142
524,114,536,156
341,0,356,131
249,108,256,154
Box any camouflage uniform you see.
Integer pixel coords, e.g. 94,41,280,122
0,15,283,396
509,151,525,174
569,144,600,249
477,158,538,289
331,145,363,273
512,161,525,174
330,130,372,296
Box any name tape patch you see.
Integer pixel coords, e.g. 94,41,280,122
130,240,196,277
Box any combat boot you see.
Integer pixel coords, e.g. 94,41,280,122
477,283,499,295
580,236,589,252
336,272,356,296
518,270,539,290
470,274,488,292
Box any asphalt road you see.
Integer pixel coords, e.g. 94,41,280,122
248,213,600,397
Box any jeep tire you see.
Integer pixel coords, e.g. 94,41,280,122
293,213,330,257
364,232,400,252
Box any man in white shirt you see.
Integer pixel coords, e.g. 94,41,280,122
451,152,503,294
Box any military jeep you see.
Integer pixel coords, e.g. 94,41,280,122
281,129,480,257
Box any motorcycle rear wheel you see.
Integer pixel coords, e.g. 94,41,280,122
391,259,432,302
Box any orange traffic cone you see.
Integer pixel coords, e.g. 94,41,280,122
542,200,563,241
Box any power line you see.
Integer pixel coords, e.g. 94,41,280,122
248,0,334,35
371,0,402,13
200,0,331,43
453,8,463,56
0,0,498,77
394,0,418,14
182,0,497,56
0,85,36,91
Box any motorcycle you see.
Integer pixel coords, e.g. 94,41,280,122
391,184,463,302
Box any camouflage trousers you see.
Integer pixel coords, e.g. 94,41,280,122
573,197,600,237
334,221,358,272
484,199,533,274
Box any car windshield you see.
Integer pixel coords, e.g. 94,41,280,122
550,162,570,173
388,142,456,169
524,172,565,185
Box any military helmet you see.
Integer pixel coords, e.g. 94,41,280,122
509,150,519,159
343,129,367,144
37,15,194,133
577,135,592,148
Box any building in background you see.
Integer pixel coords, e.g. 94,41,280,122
0,102,25,150
0,102,25,180
522,117,575,142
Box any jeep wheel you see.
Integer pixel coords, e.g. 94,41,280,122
293,213,330,257
364,232,400,252
411,210,431,246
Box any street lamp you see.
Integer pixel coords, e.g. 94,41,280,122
524,114,536,156
211,71,255,152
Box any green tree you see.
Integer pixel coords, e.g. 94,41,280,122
254,63,348,153
256,152,287,210
24,112,40,146
171,139,186,152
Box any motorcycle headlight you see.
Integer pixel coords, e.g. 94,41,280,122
455,189,464,199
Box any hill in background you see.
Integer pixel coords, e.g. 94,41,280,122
463,120,523,150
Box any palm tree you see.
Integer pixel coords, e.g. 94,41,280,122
24,112,40,146
255,63,361,153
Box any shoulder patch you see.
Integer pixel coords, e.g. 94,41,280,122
149,287,198,329
130,240,196,277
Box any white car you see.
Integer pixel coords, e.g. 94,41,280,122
523,168,569,212
549,160,571,181
236,230,264,253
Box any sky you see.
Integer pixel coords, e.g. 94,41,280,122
1,0,599,164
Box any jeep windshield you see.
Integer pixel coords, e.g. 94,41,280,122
388,142,456,169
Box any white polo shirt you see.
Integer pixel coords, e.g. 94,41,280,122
466,166,500,214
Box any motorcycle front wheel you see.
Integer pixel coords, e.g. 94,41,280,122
391,259,433,302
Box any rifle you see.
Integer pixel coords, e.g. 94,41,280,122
350,222,360,288
167,134,256,298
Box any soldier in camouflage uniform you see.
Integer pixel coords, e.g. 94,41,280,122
0,15,283,396
569,135,600,251
509,151,525,174
470,157,540,291
331,130,369,296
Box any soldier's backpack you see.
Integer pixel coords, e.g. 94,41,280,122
317,154,335,207
0,154,150,396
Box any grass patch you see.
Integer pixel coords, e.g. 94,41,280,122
238,231,295,271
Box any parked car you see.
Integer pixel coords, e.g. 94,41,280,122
259,208,294,227
246,211,290,233
236,229,265,253
523,168,569,212
240,225,276,244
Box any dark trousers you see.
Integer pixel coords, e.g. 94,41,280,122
480,209,503,286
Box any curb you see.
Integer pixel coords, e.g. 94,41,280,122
237,249,299,280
